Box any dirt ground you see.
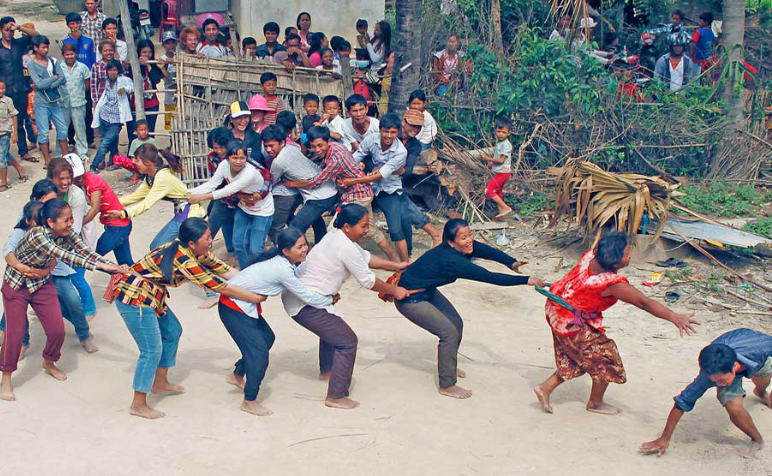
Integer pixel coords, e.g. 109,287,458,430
4,5,772,476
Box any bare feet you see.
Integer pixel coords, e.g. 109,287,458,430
151,382,186,395
42,361,67,381
86,312,96,322
129,404,165,419
197,297,219,309
319,371,331,381
753,387,772,408
0,380,15,401
81,337,99,354
241,400,273,416
740,440,765,458
456,368,467,378
586,401,621,415
324,396,360,409
226,373,246,390
439,385,473,399
534,385,553,414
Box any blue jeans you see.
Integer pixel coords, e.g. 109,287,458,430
115,301,182,393
150,217,181,250
92,119,122,170
233,208,272,269
34,101,68,145
70,267,96,316
0,134,10,168
0,313,30,347
374,191,413,255
207,200,235,253
52,276,90,342
406,197,430,229
96,223,134,265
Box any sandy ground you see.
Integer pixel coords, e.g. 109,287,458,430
3,7,772,476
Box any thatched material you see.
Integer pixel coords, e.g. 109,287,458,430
171,53,345,185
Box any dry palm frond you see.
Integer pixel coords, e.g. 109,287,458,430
549,159,684,246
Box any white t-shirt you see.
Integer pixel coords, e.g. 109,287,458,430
190,161,274,216
341,117,379,151
491,139,513,174
322,115,346,142
416,110,438,145
281,228,374,317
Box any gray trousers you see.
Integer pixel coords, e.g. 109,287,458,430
293,305,358,399
395,290,463,389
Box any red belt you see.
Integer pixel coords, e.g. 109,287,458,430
219,295,262,315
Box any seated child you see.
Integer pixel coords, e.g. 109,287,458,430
316,95,345,143
408,89,438,150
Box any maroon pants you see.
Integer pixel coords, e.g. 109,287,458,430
1,280,65,373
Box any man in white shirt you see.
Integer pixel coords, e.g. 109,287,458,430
263,125,338,243
196,18,229,58
341,94,379,152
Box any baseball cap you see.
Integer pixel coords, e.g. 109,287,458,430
162,30,178,43
63,153,85,178
230,101,251,119
403,108,424,127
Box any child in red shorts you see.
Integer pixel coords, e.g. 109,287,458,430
482,115,513,218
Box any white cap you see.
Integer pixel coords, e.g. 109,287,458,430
63,153,85,178
579,17,597,29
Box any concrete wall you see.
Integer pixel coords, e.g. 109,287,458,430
232,0,385,47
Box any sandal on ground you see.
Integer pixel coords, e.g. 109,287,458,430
656,257,688,268
17,175,29,183
21,154,39,163
0,184,11,192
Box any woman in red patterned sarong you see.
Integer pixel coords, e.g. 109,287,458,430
534,232,698,415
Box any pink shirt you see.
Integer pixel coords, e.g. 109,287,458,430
84,173,131,226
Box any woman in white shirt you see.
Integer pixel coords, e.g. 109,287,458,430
282,204,408,409
188,139,274,269
219,228,335,416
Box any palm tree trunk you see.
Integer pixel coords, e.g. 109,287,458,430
387,0,423,114
491,0,504,53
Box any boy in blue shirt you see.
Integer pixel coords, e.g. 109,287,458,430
691,12,717,72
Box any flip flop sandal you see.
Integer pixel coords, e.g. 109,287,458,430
21,155,39,163
17,175,29,183
656,257,688,268
665,291,681,303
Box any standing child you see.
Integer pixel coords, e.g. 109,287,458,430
242,37,257,60
126,38,163,143
301,93,321,135
159,31,177,131
259,72,285,125
356,19,370,49
691,12,717,72
90,59,133,173
125,119,156,181
317,95,345,142
0,80,27,190
481,115,514,219
60,42,91,160
407,90,438,150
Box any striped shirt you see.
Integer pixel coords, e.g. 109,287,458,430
264,96,285,125
674,328,772,412
270,144,338,202
90,59,108,103
4,227,104,292
309,142,372,203
114,242,231,315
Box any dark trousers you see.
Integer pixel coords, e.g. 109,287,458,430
10,92,30,156
68,94,94,146
207,200,235,253
1,280,65,373
374,191,413,255
395,290,463,389
96,222,134,265
293,305,357,399
219,303,275,401
268,193,302,244
290,194,338,244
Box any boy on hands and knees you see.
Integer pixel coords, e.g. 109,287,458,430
481,115,514,219
641,328,772,458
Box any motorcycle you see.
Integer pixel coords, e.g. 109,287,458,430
118,0,154,42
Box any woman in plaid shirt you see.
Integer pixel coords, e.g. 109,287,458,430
112,217,267,419
1,198,125,402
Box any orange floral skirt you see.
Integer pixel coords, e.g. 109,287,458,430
552,326,627,384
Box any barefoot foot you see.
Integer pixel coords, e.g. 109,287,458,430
241,400,273,416
81,338,99,354
42,361,67,381
324,396,360,409
0,381,15,401
740,440,765,458
534,385,554,414
586,401,621,415
226,373,246,390
197,297,219,309
456,368,467,378
86,312,96,322
129,404,165,419
151,382,186,395
319,371,331,381
753,387,772,408
439,385,473,399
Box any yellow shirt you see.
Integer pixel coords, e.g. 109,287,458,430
119,167,205,219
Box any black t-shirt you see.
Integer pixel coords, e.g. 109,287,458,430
402,136,422,178
0,36,32,96
302,114,321,134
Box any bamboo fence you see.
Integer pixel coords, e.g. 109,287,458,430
171,53,345,185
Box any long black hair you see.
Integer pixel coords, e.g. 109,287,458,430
333,203,368,229
245,227,305,267
158,217,210,282
442,218,469,244
37,198,71,229
374,20,391,56
30,179,58,201
308,32,326,58
16,201,43,230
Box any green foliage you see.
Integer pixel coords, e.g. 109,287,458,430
505,192,549,218
677,183,762,217
743,218,772,238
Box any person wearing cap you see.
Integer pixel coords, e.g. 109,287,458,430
159,31,178,131
247,94,274,134
227,101,263,165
